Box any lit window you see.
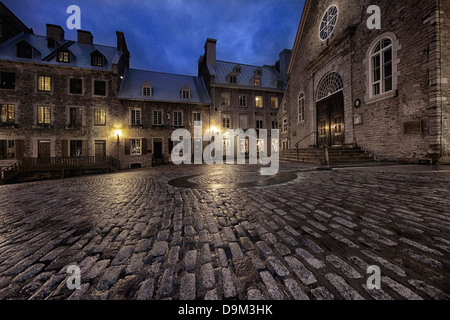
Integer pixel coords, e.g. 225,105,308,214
131,108,142,126
38,76,51,92
57,50,70,63
1,104,15,124
298,93,305,122
255,96,263,108
91,54,104,67
271,97,279,109
254,78,261,86
371,38,393,96
37,106,51,125
94,109,106,126
131,139,142,155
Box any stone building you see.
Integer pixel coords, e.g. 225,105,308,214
198,38,291,156
281,0,450,164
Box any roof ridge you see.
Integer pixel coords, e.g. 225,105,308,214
216,59,276,69
127,68,199,79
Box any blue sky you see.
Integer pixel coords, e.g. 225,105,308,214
3,0,304,75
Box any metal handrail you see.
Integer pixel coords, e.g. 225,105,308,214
295,131,318,161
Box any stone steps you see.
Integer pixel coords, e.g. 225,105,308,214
279,147,376,165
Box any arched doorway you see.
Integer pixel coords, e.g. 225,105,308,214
316,72,345,147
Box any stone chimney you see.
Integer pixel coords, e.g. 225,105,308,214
77,30,93,45
204,38,217,70
279,49,292,78
46,24,64,41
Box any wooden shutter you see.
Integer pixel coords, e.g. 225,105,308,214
124,139,131,155
15,140,24,159
61,140,68,157
142,139,147,155
82,140,90,157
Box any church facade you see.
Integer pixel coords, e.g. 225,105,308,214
281,0,450,164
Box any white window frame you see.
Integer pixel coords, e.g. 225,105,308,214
239,94,247,108
298,92,305,122
282,118,288,133
181,89,191,100
131,138,142,155
370,38,393,97
221,92,231,106
222,114,231,129
173,110,183,127
130,108,142,126
142,86,152,97
193,111,201,124
153,110,163,126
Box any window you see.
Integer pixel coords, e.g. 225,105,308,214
334,116,343,135
70,79,83,94
255,96,263,108
256,116,264,129
1,104,15,124
153,110,163,126
94,109,106,126
254,78,261,86
70,140,83,157
142,86,152,96
298,93,305,122
319,5,338,41
173,111,183,127
317,72,343,101
256,68,262,75
0,72,15,90
222,114,231,128
271,118,278,129
271,97,279,109
229,75,237,84
193,112,201,125
181,89,190,99
94,80,106,96
91,54,104,67
131,108,142,126
239,115,248,130
371,38,393,96
17,42,32,58
37,106,51,125
37,76,51,92
131,139,142,155
239,95,247,108
221,93,230,106
57,50,70,63
282,118,288,133
69,107,82,126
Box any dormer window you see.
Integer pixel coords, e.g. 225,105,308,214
142,83,152,96
17,41,32,59
90,51,105,67
181,87,191,99
254,78,261,87
256,68,262,75
57,49,70,63
229,75,237,84
234,65,242,73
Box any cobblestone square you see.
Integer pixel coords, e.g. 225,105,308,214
0,163,449,300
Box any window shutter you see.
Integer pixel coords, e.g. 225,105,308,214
15,140,24,159
82,140,90,157
142,139,147,155
61,140,68,157
124,139,131,155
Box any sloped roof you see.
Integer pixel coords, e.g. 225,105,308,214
118,68,211,104
214,60,283,89
0,32,122,71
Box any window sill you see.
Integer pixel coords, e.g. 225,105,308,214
365,91,397,105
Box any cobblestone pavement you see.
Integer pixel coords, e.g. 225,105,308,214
0,163,449,300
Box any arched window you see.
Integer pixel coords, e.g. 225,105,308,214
317,72,343,101
319,5,338,41
298,92,305,122
370,38,393,96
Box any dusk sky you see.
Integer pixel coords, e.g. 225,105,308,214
3,0,305,76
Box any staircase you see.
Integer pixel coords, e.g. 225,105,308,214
279,147,376,165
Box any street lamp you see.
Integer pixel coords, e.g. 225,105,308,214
114,129,122,160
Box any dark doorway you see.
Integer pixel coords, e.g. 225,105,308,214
153,139,163,160
316,91,344,147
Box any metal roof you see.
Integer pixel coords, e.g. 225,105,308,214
0,32,122,71
214,60,283,89
118,68,211,104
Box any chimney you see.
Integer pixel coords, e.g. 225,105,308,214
279,49,292,78
46,24,64,41
77,30,93,45
204,38,217,70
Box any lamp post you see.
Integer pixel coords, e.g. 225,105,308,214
114,129,122,161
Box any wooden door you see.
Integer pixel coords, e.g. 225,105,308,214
317,91,344,147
